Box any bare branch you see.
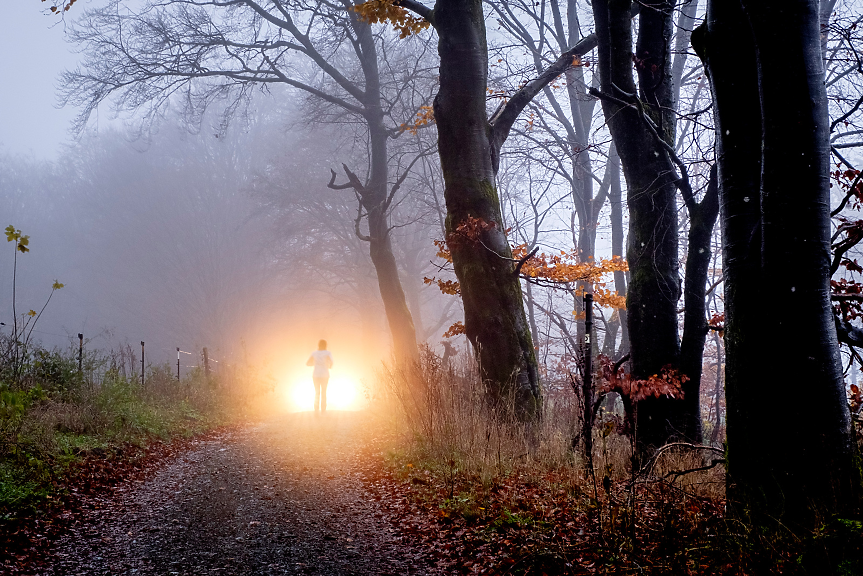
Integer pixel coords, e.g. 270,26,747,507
488,34,598,170
327,169,355,190
393,0,434,25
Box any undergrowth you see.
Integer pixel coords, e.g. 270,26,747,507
369,347,860,575
0,335,275,522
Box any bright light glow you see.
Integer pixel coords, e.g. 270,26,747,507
285,373,363,412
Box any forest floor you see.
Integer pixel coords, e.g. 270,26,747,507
24,411,440,576
9,408,817,575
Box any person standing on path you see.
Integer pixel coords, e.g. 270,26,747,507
306,340,333,413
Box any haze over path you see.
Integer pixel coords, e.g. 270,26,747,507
45,411,438,575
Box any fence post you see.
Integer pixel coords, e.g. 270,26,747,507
582,293,595,477
203,347,210,380
177,347,181,381
78,333,83,375
141,341,145,386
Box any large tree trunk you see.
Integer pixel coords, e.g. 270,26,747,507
433,0,540,417
593,0,685,451
700,0,860,529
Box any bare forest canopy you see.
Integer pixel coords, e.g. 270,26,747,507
4,0,863,547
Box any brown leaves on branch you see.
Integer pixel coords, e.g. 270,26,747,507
445,216,499,250
442,321,465,339
423,276,460,295
351,0,431,39
833,278,863,321
597,354,687,402
42,0,77,13
708,313,725,337
400,106,434,134
512,245,628,309
428,216,628,310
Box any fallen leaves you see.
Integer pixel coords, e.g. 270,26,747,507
0,427,237,574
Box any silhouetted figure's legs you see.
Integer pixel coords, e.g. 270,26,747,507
313,377,329,413
320,378,328,412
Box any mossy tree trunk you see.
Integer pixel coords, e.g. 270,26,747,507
592,0,687,451
410,0,595,417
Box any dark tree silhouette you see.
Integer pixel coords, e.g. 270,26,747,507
697,0,861,529
395,0,597,417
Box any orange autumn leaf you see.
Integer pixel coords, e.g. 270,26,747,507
351,0,431,39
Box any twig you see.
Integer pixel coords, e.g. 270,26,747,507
662,458,726,482
831,166,863,216
832,293,863,301
613,353,631,375
635,442,725,481
513,247,539,276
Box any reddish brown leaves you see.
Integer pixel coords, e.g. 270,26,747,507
423,276,460,295
431,217,628,310
442,321,465,339
597,354,688,402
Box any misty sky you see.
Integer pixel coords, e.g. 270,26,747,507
0,4,81,159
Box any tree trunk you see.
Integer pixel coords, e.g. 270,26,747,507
701,0,861,529
607,144,629,357
365,126,418,363
335,14,419,364
433,0,540,417
593,0,683,452
677,165,719,443
525,279,540,346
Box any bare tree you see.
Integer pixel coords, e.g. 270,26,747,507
61,0,438,363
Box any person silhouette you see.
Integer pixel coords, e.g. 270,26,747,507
306,340,333,413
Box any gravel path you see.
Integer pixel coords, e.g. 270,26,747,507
44,411,438,576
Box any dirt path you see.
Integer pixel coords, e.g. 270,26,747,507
43,411,438,576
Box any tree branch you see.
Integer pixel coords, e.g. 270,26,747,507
836,313,863,347
353,198,372,242
327,169,355,190
831,93,863,133
513,247,539,276
488,34,598,172
393,0,434,25
832,293,863,302
832,167,863,216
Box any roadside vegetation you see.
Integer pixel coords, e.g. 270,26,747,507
0,334,275,566
369,349,863,575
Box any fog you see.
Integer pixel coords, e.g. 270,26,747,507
3,0,862,409
1,99,452,397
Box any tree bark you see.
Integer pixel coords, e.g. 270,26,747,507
607,144,629,356
678,165,719,442
593,0,684,452
700,0,861,529
432,0,541,416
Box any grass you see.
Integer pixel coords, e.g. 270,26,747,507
368,347,862,575
0,337,275,521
